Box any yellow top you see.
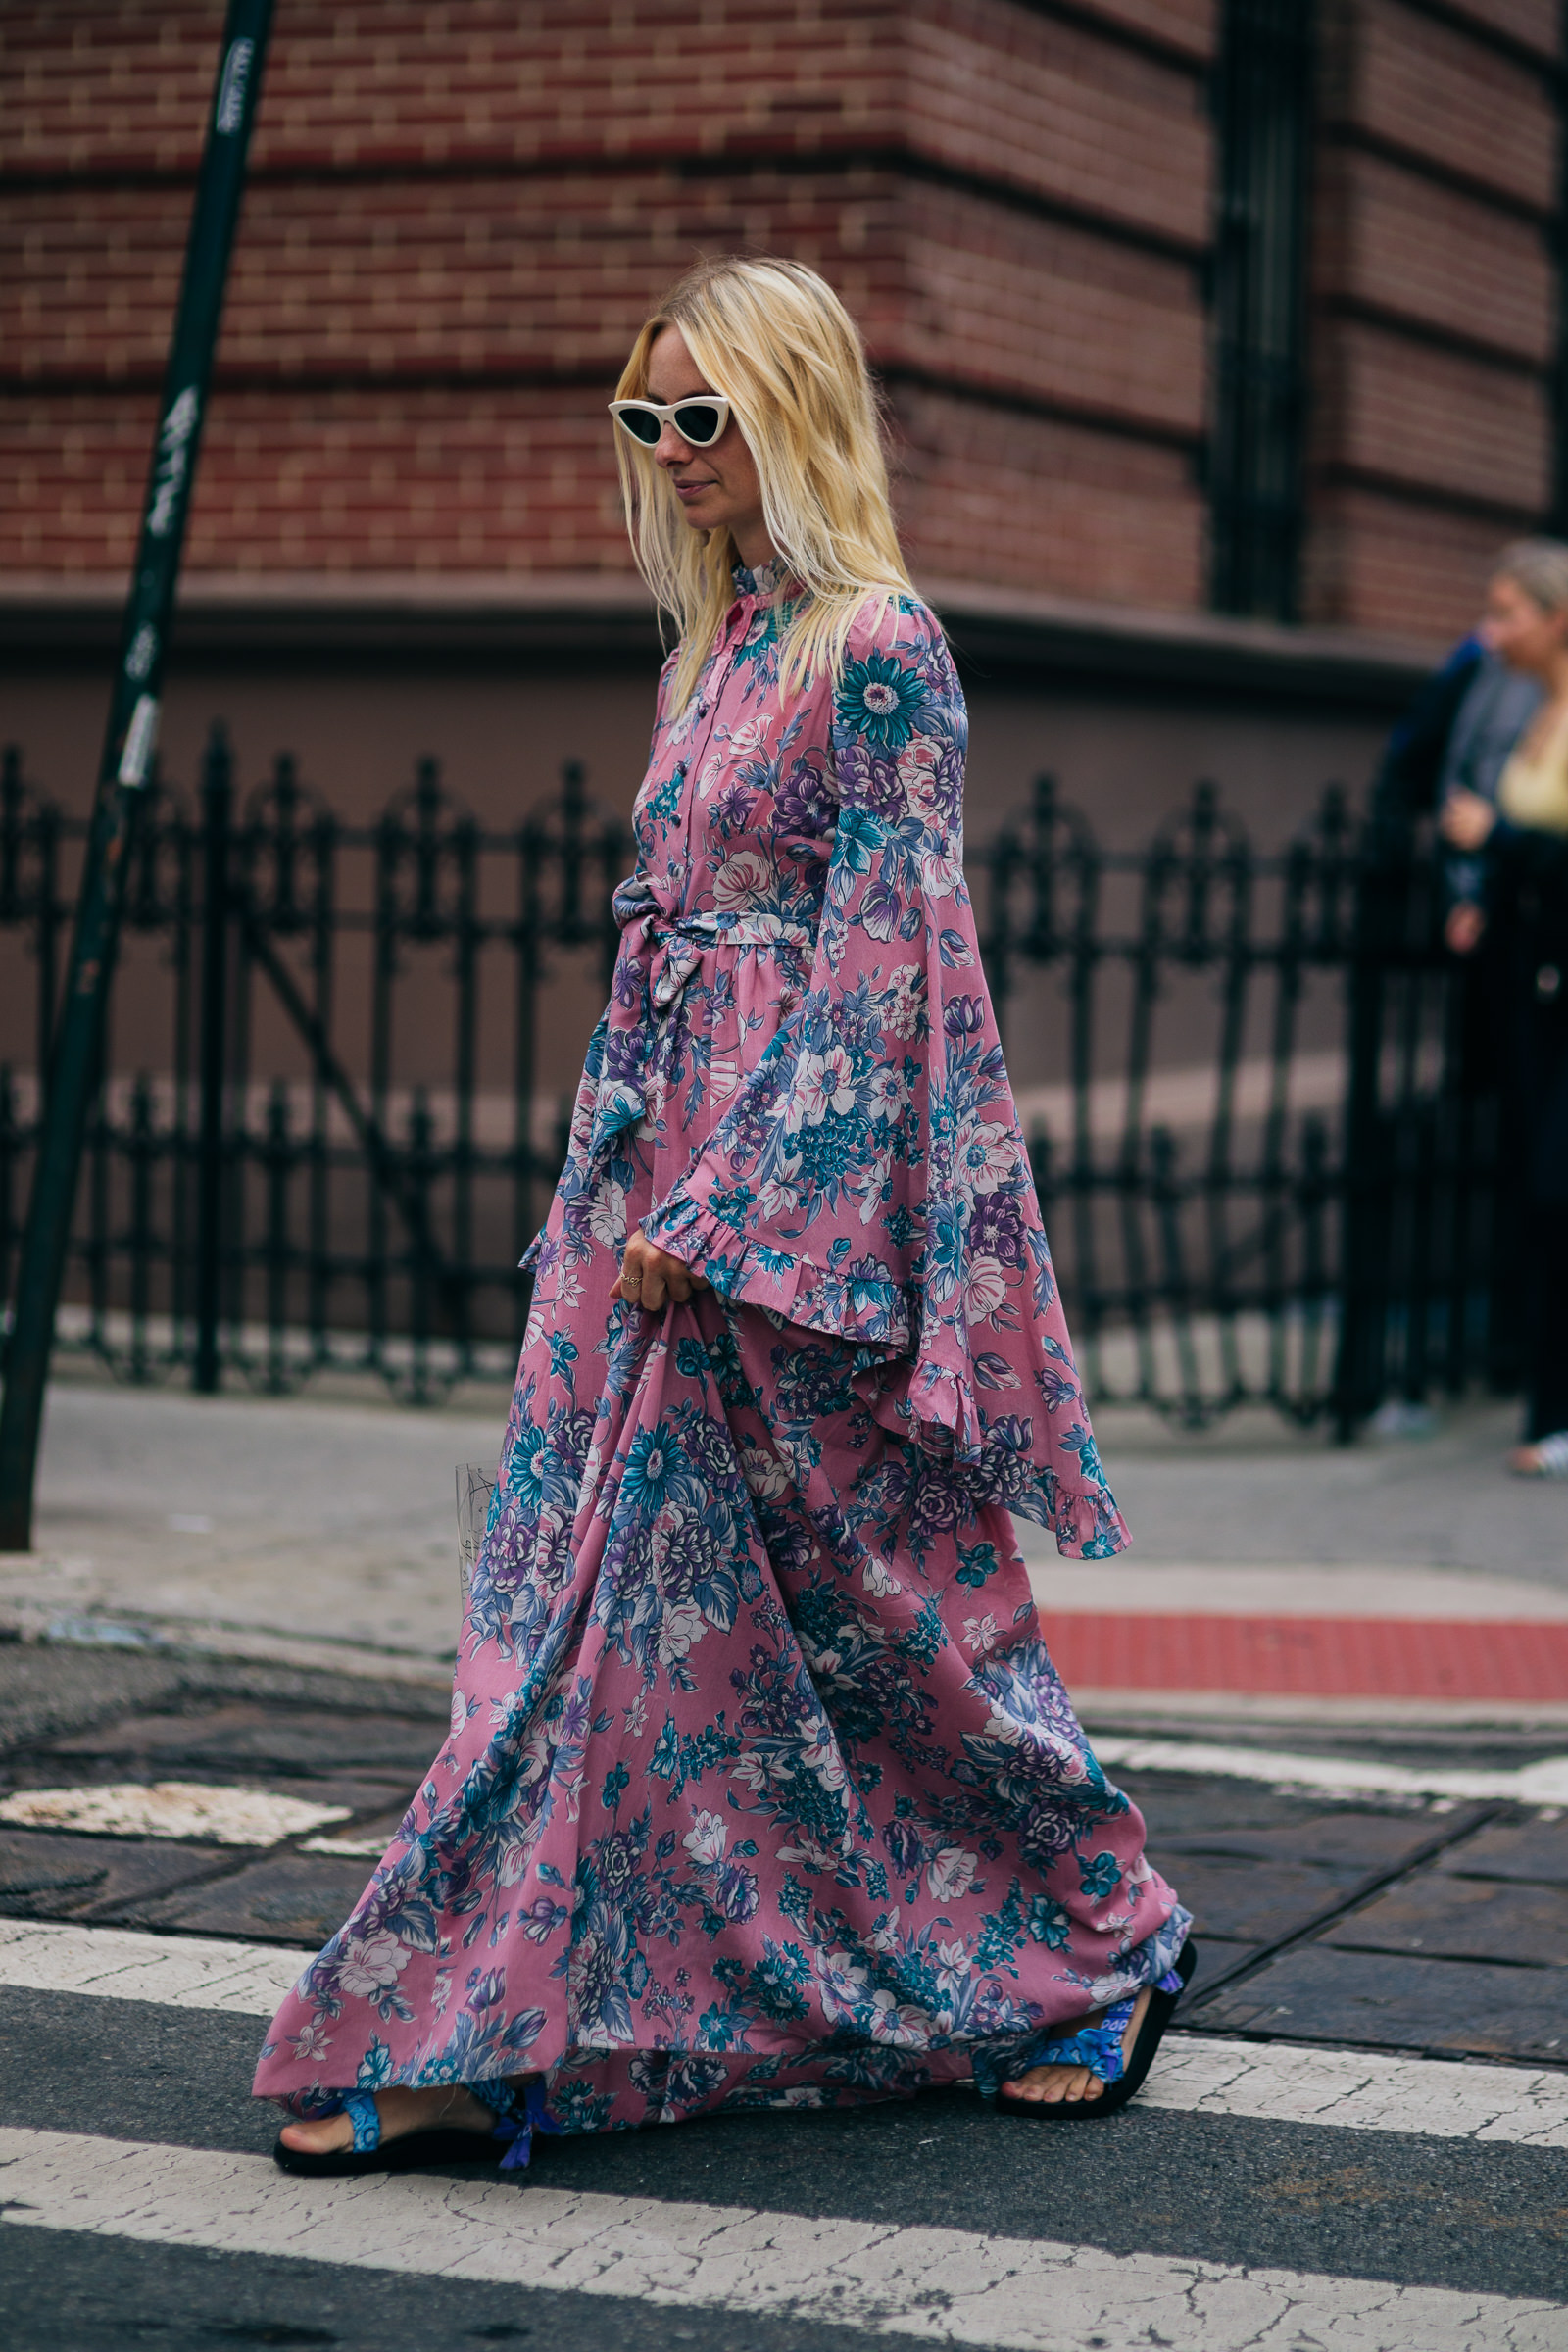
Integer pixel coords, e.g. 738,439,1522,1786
1498,706,1568,834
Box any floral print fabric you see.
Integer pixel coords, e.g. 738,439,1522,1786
254,566,1187,2133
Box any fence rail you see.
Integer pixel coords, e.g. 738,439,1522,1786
0,732,1501,1425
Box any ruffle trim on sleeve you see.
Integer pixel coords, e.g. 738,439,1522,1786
877,1358,1130,1558
1012,1472,1131,1561
643,1186,916,1354
646,1188,1131,1562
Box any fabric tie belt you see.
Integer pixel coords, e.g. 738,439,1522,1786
623,904,815,1012
584,896,816,1167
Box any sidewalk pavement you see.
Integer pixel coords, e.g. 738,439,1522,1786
2,1367,1565,1720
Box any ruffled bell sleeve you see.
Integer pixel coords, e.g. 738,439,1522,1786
643,596,1127,1559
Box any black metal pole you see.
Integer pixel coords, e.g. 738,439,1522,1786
1332,835,1402,1439
0,1,273,1550
194,725,233,1395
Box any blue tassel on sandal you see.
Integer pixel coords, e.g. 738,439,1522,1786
272,2078,558,2178
475,2076,562,2172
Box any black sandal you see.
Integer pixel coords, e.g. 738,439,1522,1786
996,1937,1198,2124
272,2079,558,2177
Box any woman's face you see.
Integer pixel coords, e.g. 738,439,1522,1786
1482,572,1568,678
645,325,769,562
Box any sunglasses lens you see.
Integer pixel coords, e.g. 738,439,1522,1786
616,406,662,446
673,403,724,446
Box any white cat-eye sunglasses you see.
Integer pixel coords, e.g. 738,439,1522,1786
609,395,732,450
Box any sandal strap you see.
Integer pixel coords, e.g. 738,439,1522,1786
1535,1432,1568,1477
339,2091,381,2154
470,2076,560,2172
1010,1993,1138,2087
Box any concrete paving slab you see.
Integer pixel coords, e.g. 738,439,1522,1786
1196,1945,1568,2062
1157,1810,1475,1873
1151,1852,1369,1944
1102,1735,1568,1804
1439,1819,1568,1888
1181,1934,1260,2000
0,1782,349,1845
119,1850,385,1945
44,1699,450,1783
297,1805,413,1858
1324,1874,1568,1968
1115,1776,1405,1838
0,1756,424,1831
0,1828,229,1924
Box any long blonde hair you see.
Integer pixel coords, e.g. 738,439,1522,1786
613,256,916,712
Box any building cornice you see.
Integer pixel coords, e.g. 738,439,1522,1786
926,582,1439,706
0,572,666,665
0,571,1441,706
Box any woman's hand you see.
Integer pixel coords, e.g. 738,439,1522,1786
617,1228,709,1311
1438,788,1497,852
1445,901,1486,956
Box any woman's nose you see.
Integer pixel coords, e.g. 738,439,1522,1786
655,427,694,467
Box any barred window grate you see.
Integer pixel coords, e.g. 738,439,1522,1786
1207,0,1315,622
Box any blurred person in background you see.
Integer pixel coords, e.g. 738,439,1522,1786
1372,572,1541,940
1440,540,1568,1475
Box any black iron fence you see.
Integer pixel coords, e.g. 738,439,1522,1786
0,731,1501,1426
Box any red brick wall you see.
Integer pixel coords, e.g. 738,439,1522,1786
896,383,1203,606
1,0,1215,608
905,1,1212,245
1303,0,1563,632
2,0,1562,638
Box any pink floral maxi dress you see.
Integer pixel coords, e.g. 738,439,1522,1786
255,566,1189,2136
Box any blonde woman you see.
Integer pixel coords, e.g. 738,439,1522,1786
1442,539,1568,1474
258,258,1192,2170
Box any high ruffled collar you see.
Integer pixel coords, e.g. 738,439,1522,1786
731,556,789,601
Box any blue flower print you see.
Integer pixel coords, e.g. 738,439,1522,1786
620,1422,686,1515
1078,1850,1123,1901
1027,1895,1072,1950
506,1422,546,1505
955,1541,1000,1589
837,650,928,751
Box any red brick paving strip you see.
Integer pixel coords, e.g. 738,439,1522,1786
1039,1614,1568,1702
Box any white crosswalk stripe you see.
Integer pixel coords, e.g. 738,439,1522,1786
5,1918,1568,2150
1,2127,1563,2352
1141,2031,1568,2147
0,1918,303,2015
